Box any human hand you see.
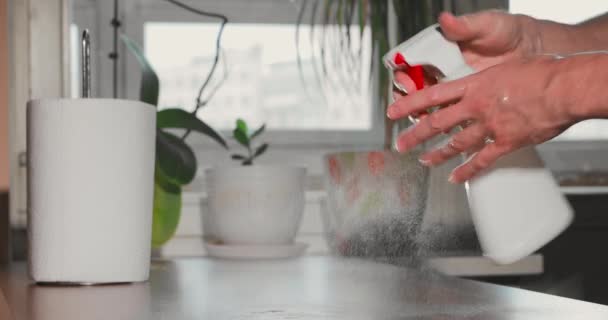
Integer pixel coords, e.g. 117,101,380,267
392,10,541,94
388,56,577,183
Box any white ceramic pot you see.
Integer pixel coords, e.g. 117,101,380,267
205,166,306,245
27,98,156,284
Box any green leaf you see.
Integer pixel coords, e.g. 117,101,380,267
157,108,228,149
156,129,197,186
250,124,266,140
236,118,248,136
358,0,367,38
254,143,268,158
336,0,343,26
120,34,160,106
231,154,247,160
233,128,250,148
152,169,182,248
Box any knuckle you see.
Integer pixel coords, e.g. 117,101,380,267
460,105,477,121
438,145,454,158
472,153,492,171
427,112,443,132
389,101,410,119
466,107,481,120
423,150,442,164
432,150,447,162
465,91,487,113
468,98,486,115
427,88,443,106
455,164,474,181
412,125,427,142
461,81,476,98
494,135,514,149
439,146,459,162
449,136,467,152
470,160,485,172
397,131,418,151
484,118,500,134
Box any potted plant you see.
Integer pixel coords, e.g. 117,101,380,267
122,36,228,248
204,119,307,247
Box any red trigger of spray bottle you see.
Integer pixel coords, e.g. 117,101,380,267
393,52,425,90
393,52,428,118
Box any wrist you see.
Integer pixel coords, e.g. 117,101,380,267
515,14,544,56
534,18,582,55
547,53,608,121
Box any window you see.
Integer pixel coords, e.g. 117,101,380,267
66,0,385,147
510,0,608,141
144,22,372,132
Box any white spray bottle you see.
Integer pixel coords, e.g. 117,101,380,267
383,24,573,265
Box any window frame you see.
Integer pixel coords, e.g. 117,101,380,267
71,0,608,172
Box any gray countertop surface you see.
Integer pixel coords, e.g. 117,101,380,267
1,256,607,319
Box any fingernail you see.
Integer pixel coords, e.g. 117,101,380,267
393,81,407,93
394,142,402,153
394,140,404,153
448,174,457,184
418,158,432,166
387,107,396,120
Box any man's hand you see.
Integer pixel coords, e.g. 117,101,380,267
389,55,578,183
392,10,542,97
440,11,541,69
388,10,608,183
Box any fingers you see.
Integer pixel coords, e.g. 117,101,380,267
418,123,487,167
395,103,472,153
393,71,417,93
392,71,417,102
449,142,510,183
387,80,467,120
438,11,494,43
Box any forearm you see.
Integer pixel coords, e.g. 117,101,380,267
575,13,608,50
521,13,608,55
548,52,608,121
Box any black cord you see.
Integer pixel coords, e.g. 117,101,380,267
162,0,228,140
164,0,228,22
110,0,121,98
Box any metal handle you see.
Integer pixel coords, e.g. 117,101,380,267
81,29,91,98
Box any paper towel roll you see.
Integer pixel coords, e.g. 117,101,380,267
27,98,156,284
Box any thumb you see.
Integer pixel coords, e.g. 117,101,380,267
438,11,485,42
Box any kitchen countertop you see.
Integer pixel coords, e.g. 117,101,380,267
1,257,607,319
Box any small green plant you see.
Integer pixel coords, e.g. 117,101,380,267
231,119,268,166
